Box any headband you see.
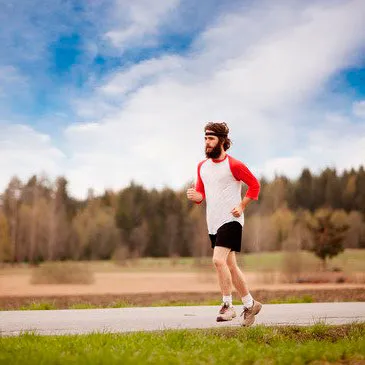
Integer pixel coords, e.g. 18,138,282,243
205,131,228,137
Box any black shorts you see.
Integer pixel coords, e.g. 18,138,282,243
209,221,242,252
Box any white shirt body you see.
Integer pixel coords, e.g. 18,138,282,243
199,157,243,234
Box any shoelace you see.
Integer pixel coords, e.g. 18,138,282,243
240,306,249,317
220,302,230,313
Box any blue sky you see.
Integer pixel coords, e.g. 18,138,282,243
1,0,365,198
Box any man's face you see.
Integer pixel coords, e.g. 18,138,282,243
205,131,223,158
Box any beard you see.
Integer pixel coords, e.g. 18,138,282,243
205,143,223,159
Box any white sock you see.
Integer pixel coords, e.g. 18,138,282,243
242,293,253,308
222,295,233,306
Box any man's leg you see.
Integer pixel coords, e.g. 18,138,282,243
226,251,249,297
212,246,236,321
212,246,233,296
227,251,262,326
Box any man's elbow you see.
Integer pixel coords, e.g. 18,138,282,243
256,180,261,196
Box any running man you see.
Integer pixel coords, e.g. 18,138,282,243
186,122,262,326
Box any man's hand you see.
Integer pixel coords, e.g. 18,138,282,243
231,204,243,217
186,185,203,203
231,197,252,217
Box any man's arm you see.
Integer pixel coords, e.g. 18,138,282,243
187,161,206,204
231,196,253,217
228,156,260,217
187,185,204,203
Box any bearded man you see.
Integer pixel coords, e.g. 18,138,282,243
186,121,262,326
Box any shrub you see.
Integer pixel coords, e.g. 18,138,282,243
31,262,94,284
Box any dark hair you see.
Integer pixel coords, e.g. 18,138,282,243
204,121,232,151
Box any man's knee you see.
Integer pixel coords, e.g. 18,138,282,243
212,256,226,268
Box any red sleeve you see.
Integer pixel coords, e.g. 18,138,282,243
228,156,260,200
195,160,206,204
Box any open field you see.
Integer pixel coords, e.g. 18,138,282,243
0,324,364,364
0,250,364,299
1,249,364,274
0,250,363,311
1,269,364,298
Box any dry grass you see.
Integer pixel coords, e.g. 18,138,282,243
1,249,364,275
1,287,364,310
30,262,94,285
257,271,365,285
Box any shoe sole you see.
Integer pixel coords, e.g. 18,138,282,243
242,302,262,327
216,312,237,322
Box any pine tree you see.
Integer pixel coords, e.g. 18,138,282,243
295,168,314,211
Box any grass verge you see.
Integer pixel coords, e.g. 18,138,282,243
0,324,364,364
2,295,316,310
3,287,365,311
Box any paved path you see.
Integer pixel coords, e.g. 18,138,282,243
1,302,364,336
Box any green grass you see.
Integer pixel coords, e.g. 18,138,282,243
18,302,57,311
239,249,365,272
69,303,99,310
110,301,134,308
0,324,364,364
4,295,317,311
87,248,365,272
154,296,315,307
267,295,314,304
68,302,135,310
14,301,133,311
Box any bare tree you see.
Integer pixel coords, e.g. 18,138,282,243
165,214,179,257
0,209,12,262
189,205,210,260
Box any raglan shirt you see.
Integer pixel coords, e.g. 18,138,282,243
195,155,260,235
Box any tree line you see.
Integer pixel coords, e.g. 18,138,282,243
0,166,364,263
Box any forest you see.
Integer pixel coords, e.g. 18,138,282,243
0,166,364,263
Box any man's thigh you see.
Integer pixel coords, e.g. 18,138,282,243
213,246,231,262
227,251,237,266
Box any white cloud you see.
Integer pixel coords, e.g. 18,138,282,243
262,157,310,179
60,0,365,197
0,124,65,190
303,112,365,171
1,1,365,198
104,0,181,51
72,98,118,120
262,111,365,179
353,100,365,118
99,56,182,97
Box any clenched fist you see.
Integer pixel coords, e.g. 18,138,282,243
231,204,243,217
186,185,203,203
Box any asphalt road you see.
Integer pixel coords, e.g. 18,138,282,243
1,302,364,336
